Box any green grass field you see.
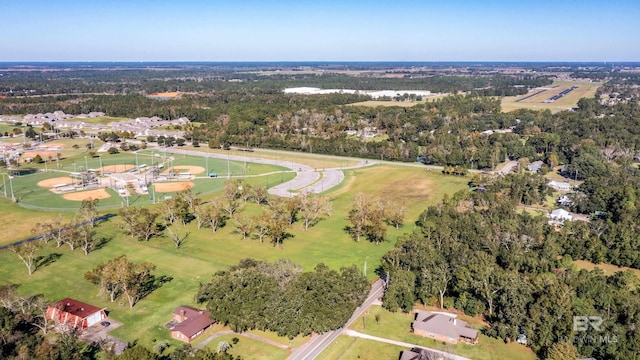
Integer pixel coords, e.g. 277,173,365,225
501,81,603,113
0,161,469,352
347,94,449,108
340,305,536,360
317,336,407,359
181,147,361,170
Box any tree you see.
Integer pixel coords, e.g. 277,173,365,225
85,255,158,307
423,260,452,309
252,213,270,243
233,216,253,240
545,342,579,360
385,201,407,229
382,269,416,313
347,193,370,242
119,207,159,241
264,210,292,246
195,200,227,232
32,154,43,163
77,223,98,255
166,223,189,249
216,341,231,354
10,242,41,275
299,193,332,230
77,198,99,227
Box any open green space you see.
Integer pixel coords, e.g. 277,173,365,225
181,147,361,170
501,81,603,113
320,336,407,360
0,162,468,351
573,259,640,278
0,198,74,246
347,94,449,108
342,305,536,360
205,334,289,360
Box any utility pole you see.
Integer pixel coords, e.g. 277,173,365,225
2,173,6,197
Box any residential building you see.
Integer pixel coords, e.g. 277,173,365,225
548,180,572,192
548,208,573,223
170,306,213,343
411,311,479,344
46,298,107,331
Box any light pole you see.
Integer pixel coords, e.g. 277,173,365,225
227,155,230,178
8,174,15,202
99,155,103,171
1,173,6,197
84,156,88,172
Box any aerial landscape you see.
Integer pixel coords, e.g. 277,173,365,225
2,1,640,360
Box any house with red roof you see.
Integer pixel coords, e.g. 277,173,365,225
170,306,213,343
46,298,107,331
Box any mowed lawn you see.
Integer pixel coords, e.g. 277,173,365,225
338,305,536,360
320,336,407,359
0,163,468,350
502,81,603,113
180,147,362,170
0,198,75,246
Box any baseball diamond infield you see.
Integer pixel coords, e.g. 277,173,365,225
154,181,195,192
62,189,111,201
37,177,75,188
162,166,205,175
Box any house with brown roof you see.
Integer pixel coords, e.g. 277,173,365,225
170,306,213,343
46,298,107,331
412,311,479,344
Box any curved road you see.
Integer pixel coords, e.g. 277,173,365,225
164,147,368,198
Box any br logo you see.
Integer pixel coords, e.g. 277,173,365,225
573,316,603,332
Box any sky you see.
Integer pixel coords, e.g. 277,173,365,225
1,0,639,62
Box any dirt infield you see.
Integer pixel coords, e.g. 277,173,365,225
23,151,57,159
37,177,74,188
62,189,111,201
162,166,205,175
100,164,136,173
154,181,194,193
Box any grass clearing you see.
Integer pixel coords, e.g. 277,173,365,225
208,334,289,360
342,305,536,360
501,81,603,113
320,336,407,359
574,259,640,278
347,94,449,107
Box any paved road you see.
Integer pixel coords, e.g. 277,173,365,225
498,160,518,175
287,279,385,360
165,147,367,198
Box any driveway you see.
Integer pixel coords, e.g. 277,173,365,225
79,318,127,354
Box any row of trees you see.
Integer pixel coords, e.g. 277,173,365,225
12,199,102,276
196,259,369,338
118,180,333,247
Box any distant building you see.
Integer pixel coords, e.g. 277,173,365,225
527,160,544,172
411,311,478,344
548,180,572,192
548,208,573,223
170,306,213,343
46,298,107,331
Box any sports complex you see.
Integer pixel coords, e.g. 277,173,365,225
0,148,293,211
